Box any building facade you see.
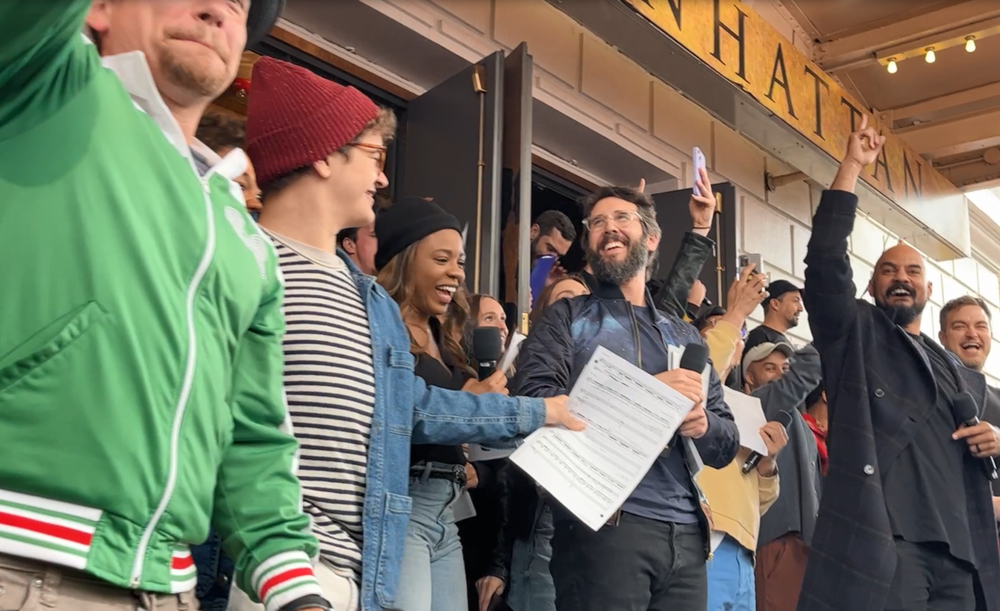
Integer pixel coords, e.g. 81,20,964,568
244,0,1000,384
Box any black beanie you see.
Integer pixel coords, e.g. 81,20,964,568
375,197,463,272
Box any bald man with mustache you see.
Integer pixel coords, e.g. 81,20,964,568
796,117,1000,611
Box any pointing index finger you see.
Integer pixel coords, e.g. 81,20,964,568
952,425,981,440
860,113,868,131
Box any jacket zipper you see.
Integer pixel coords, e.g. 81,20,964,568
606,305,644,528
129,176,217,587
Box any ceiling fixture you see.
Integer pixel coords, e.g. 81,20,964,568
966,36,977,52
887,58,898,74
925,47,936,63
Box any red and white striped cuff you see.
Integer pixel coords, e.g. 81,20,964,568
251,551,324,611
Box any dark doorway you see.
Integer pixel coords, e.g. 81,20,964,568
530,169,587,274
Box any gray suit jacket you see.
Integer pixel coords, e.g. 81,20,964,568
755,344,823,547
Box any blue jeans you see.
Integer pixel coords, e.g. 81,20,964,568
508,502,556,611
706,535,756,611
395,470,468,611
190,531,234,611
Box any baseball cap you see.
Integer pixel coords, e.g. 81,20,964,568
742,341,794,373
762,280,801,308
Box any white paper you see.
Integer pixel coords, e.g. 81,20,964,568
467,443,515,462
710,531,726,554
722,387,768,456
510,346,695,531
499,332,527,375
667,345,709,477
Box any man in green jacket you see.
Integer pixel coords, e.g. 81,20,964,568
0,2,330,611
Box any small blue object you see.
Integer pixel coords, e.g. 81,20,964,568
530,255,558,305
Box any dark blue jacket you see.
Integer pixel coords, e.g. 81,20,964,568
510,274,741,539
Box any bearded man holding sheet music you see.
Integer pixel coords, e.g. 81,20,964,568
511,182,739,611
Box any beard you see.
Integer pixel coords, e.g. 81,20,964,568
786,314,800,329
585,232,648,286
875,282,926,327
157,32,232,99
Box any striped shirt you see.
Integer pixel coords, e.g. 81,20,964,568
267,230,375,583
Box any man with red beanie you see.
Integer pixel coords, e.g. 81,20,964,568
224,57,582,611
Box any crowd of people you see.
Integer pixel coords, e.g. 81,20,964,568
2,2,1000,611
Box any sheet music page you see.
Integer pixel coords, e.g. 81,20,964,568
510,346,695,531
722,387,768,455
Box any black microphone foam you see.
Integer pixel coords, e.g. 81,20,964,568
473,327,503,381
679,343,709,373
952,391,979,426
742,410,795,474
950,391,999,481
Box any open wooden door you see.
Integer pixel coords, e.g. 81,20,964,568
396,53,505,296
498,43,534,334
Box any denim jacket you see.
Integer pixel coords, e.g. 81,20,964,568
194,251,547,611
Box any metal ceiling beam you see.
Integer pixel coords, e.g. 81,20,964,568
813,0,1000,72
896,106,1000,158
886,80,1000,123
938,155,1000,189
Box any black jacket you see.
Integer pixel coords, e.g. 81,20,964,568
483,231,726,580
797,189,1000,611
511,247,740,511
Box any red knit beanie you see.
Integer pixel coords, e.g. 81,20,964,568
245,56,380,188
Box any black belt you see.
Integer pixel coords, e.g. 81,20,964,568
409,462,467,486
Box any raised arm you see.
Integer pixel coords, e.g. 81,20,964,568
804,115,886,350
653,166,717,319
0,1,94,131
750,344,822,420
702,268,768,377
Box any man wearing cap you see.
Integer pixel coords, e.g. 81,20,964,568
744,280,804,357
740,343,823,611
0,2,338,611
233,56,580,611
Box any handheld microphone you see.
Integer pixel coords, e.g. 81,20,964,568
472,327,503,381
662,343,710,460
951,391,999,481
742,410,795,474
678,342,709,374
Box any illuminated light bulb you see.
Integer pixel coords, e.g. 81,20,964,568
966,36,976,52
925,48,936,63
887,59,898,74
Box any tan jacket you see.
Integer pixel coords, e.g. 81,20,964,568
697,320,780,553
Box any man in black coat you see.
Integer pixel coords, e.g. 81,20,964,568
798,115,1000,611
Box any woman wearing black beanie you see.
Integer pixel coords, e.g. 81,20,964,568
376,197,512,611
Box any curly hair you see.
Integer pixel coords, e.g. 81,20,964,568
376,241,473,376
